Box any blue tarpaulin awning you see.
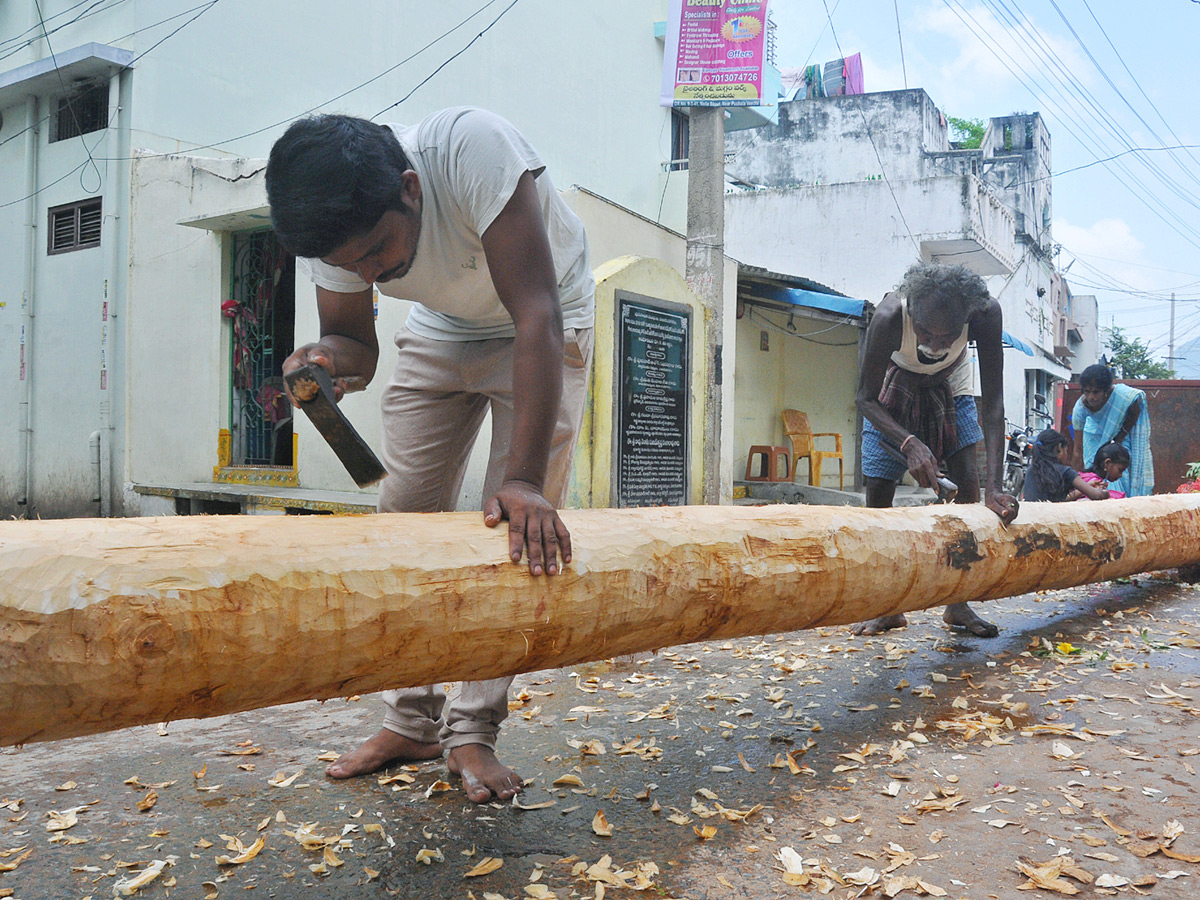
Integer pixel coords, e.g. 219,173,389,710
743,282,866,318
1002,330,1035,356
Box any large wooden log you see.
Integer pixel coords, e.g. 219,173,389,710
3,495,1199,747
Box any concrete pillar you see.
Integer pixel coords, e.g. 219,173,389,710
684,107,725,505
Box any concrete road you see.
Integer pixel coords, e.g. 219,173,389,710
2,574,1199,900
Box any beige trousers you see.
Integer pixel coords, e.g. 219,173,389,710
377,325,593,751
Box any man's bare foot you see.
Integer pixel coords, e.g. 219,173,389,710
851,614,908,635
447,744,523,803
943,602,999,637
325,728,442,779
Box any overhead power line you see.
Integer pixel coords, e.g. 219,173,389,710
980,0,1200,222
970,0,1200,227
940,0,1200,253
1048,0,1200,193
0,0,127,62
820,0,919,254
0,0,522,209
32,0,103,193
372,0,519,119
0,1,224,153
1011,145,1200,191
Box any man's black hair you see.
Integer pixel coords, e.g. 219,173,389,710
266,114,413,260
900,261,991,328
1079,363,1114,391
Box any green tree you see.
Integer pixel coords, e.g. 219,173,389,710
1104,326,1174,379
947,116,986,149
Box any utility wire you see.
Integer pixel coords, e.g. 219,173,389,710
372,0,519,119
748,307,859,347
1011,145,1200,189
1000,0,1200,214
32,0,103,193
0,0,516,208
969,0,1200,223
0,0,224,208
0,1,224,152
797,0,841,74
820,0,918,254
0,0,124,61
124,0,221,68
113,0,509,149
940,0,1200,253
1084,0,1200,184
982,0,1200,221
1051,0,1200,192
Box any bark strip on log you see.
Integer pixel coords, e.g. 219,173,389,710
2,495,1199,746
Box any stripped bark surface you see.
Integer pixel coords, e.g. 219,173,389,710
2,495,1198,746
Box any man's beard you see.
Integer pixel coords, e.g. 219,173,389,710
917,344,948,362
377,211,422,283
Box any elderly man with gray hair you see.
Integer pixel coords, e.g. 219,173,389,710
852,262,1020,637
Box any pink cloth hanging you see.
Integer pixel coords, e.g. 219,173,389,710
843,53,864,95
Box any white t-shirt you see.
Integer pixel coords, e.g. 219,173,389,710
298,107,595,340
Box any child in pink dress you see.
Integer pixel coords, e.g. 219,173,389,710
1073,442,1130,501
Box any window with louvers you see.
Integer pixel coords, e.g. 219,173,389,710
48,199,102,254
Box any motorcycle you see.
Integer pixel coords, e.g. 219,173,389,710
1003,421,1033,497
1002,397,1057,497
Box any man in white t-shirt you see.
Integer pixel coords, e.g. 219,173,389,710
266,108,595,803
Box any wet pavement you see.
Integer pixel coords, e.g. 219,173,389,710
2,573,1199,900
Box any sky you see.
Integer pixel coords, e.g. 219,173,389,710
767,0,1200,371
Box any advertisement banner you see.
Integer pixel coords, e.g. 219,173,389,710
660,0,771,108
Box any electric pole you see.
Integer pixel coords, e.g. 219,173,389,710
1169,292,1176,375
684,106,726,505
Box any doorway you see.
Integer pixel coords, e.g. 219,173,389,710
226,229,295,467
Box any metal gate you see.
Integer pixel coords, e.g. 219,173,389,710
226,230,294,466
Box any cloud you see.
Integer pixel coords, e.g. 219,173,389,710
1055,217,1145,272
1054,216,1187,351
910,2,1089,113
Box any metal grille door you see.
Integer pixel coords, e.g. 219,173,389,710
227,230,294,466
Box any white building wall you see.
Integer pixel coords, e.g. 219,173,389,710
0,2,685,231
733,308,860,487
1070,294,1100,376
726,90,949,187
124,154,266,495
984,258,1070,432
561,188,740,499
289,182,743,507
0,1,695,516
724,90,1073,444
0,106,30,508
726,177,1002,302
117,161,735,515
0,76,129,517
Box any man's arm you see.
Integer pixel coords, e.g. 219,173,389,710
480,170,568,576
970,301,1018,523
855,296,939,487
282,286,379,401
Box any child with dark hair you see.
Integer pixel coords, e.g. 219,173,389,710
1070,441,1130,501
1024,428,1112,502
